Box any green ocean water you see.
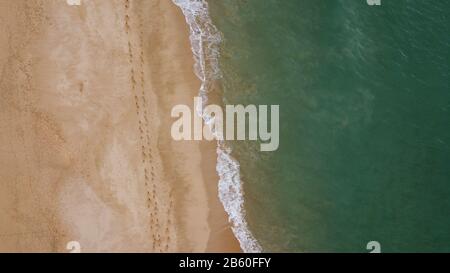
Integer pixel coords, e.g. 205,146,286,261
208,0,450,252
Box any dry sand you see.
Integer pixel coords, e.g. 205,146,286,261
0,0,240,252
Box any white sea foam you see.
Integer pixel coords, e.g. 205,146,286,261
171,0,262,253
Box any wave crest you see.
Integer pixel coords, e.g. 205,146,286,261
171,0,262,253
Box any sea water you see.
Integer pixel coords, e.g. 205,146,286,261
207,0,450,252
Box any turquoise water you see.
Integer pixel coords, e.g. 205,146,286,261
209,0,450,252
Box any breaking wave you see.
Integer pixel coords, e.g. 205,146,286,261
171,0,262,253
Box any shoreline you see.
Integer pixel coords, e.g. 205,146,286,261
142,0,241,252
172,0,261,253
0,0,240,252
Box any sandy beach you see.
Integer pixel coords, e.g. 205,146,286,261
0,0,240,252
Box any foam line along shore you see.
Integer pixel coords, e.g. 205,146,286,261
171,0,262,253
